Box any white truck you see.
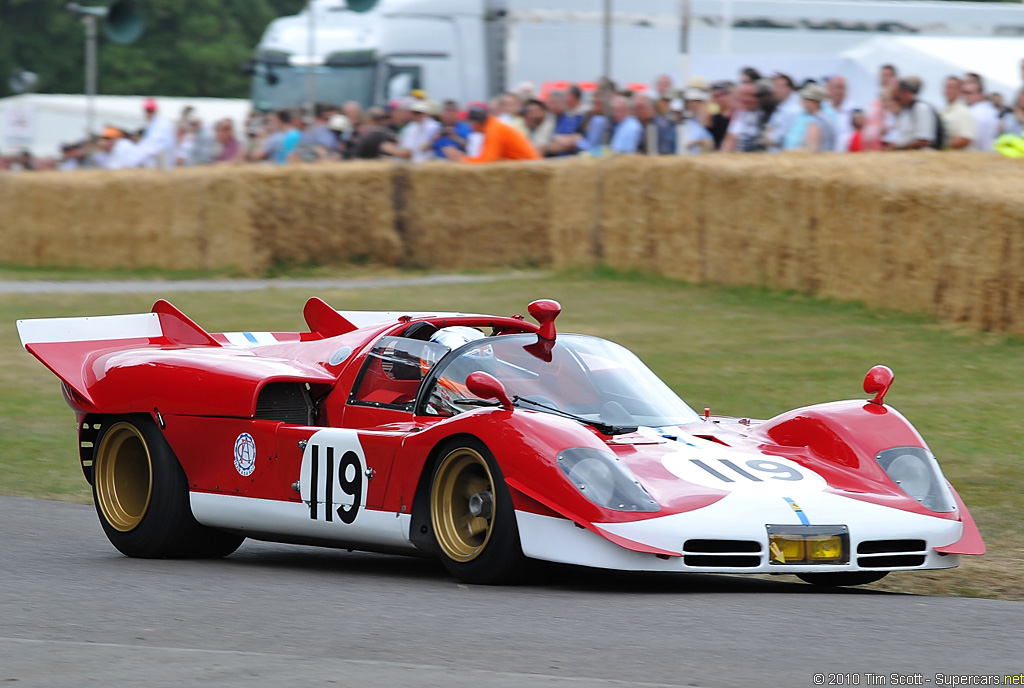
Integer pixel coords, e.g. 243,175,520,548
249,0,1024,111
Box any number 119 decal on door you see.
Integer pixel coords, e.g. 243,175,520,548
299,429,369,525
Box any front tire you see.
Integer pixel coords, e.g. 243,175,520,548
429,438,526,584
92,415,243,559
797,571,889,587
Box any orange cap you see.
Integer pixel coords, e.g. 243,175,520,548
101,126,123,139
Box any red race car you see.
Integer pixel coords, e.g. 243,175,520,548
18,298,983,585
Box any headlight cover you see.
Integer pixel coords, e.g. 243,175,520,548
876,447,957,513
557,448,660,512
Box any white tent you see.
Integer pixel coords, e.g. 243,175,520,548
0,94,251,158
840,36,1024,107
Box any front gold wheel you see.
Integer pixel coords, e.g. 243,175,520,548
431,447,496,562
94,422,153,532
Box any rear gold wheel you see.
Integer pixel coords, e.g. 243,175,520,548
91,415,243,559
431,447,495,562
94,422,153,532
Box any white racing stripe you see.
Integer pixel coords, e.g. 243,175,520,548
17,312,162,346
190,492,413,549
222,331,279,347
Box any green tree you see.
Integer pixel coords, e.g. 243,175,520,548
0,0,305,98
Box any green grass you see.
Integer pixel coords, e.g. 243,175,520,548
1,269,1020,599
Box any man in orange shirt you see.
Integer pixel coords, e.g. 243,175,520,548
444,104,540,162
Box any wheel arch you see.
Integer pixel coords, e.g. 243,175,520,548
80,411,166,486
408,431,491,553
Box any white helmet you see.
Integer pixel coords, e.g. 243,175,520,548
429,326,485,351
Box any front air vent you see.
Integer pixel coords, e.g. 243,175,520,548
858,539,926,554
684,539,761,553
684,555,761,568
255,383,313,425
683,539,762,568
857,554,927,568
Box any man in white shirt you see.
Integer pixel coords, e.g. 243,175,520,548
962,78,999,152
827,75,858,152
940,76,976,150
96,126,139,169
891,78,936,150
764,73,803,150
131,97,177,168
397,100,442,162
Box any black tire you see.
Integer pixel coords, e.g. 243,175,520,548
797,571,889,587
92,415,244,559
429,438,527,584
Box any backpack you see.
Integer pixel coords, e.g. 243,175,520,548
912,99,944,149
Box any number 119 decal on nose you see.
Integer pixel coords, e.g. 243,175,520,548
299,429,369,524
662,439,826,494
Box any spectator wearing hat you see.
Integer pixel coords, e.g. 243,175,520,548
676,89,714,155
97,126,139,169
798,83,836,152
891,78,939,150
396,100,441,162
131,97,177,168
443,104,540,162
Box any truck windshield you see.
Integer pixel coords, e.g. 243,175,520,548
251,63,376,111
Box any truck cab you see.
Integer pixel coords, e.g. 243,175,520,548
250,0,489,110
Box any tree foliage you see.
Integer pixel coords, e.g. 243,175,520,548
0,0,306,98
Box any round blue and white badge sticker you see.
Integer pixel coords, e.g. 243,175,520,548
234,433,257,477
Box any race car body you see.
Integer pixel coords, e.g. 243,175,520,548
17,297,984,585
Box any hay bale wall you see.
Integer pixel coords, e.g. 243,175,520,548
1,154,1021,335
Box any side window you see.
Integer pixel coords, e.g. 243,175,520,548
350,337,447,411
385,64,422,101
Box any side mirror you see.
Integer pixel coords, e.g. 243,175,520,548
466,372,513,410
864,365,894,405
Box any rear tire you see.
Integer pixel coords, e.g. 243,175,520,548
429,438,527,584
92,415,243,559
797,571,889,587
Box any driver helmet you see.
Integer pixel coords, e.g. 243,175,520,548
430,325,486,350
419,326,488,376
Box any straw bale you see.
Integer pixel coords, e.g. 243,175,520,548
245,163,400,269
643,157,702,282
401,161,554,269
595,156,656,273
548,158,600,269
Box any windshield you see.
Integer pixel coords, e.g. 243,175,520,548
251,64,376,111
423,334,701,428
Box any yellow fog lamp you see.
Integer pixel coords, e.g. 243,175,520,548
766,525,850,565
769,536,805,564
806,536,844,561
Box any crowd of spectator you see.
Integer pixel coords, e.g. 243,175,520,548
4,60,1024,172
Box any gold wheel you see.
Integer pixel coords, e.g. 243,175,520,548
431,446,496,562
94,422,154,532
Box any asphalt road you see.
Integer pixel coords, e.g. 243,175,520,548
1,496,1020,688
